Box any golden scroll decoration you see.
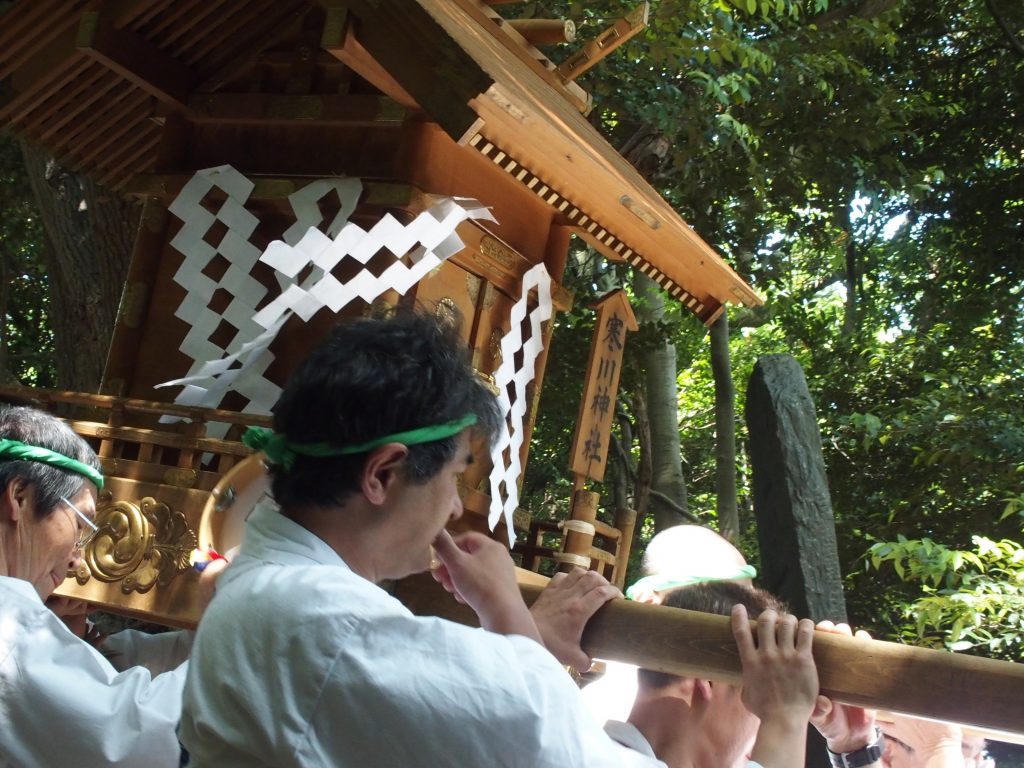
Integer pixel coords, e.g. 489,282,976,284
72,493,197,594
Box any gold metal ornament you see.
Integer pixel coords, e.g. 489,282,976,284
466,274,481,305
434,297,461,329
78,495,197,594
489,329,503,363
480,235,515,268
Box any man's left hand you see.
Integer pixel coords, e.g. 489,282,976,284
530,568,621,673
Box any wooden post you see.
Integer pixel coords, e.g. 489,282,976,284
612,505,637,589
558,488,598,572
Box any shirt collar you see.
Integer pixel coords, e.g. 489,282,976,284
604,720,659,759
239,499,349,570
0,575,44,604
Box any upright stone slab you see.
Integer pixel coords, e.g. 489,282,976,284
745,354,846,622
746,354,847,768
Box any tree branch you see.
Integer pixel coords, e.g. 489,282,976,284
984,0,1024,58
648,488,701,523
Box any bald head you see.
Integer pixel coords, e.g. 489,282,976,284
643,525,747,576
629,525,753,603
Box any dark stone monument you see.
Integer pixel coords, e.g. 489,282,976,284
746,354,847,768
745,353,847,622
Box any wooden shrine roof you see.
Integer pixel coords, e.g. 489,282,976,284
0,0,761,324
0,0,312,187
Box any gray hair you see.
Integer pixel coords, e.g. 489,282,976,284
0,405,101,519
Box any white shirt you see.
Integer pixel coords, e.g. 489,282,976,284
0,576,187,768
179,501,662,768
102,628,194,676
605,720,668,765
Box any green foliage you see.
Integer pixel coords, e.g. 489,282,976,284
522,0,1024,658
0,134,56,386
868,535,1024,660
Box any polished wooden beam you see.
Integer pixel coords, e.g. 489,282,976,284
321,5,420,111
505,19,576,46
393,574,1024,736
556,2,649,83
76,10,197,110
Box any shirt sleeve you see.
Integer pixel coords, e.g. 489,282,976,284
297,612,664,768
102,628,195,675
1,609,186,768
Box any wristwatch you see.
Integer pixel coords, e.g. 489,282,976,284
826,727,886,768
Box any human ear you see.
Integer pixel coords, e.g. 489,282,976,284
666,677,701,705
634,587,660,604
360,443,409,505
0,478,28,523
694,679,713,702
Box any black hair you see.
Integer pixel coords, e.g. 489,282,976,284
0,405,101,519
637,581,788,689
270,311,501,512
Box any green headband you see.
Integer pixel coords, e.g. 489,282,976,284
625,564,757,600
243,414,478,471
0,438,104,490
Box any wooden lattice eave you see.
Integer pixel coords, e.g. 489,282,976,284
344,0,762,324
0,0,314,189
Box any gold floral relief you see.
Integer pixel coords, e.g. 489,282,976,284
434,297,461,329
75,494,197,594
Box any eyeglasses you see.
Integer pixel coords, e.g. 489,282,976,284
60,496,99,551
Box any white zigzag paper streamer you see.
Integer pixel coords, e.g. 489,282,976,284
158,166,496,447
159,171,363,421
488,262,554,546
159,165,532,544
252,196,495,330
159,166,279,422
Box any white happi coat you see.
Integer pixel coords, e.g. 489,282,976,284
0,576,187,768
179,501,662,768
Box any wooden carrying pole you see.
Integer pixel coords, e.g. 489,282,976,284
393,576,1024,737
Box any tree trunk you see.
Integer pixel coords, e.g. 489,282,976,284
632,384,653,522
19,140,138,391
838,198,858,338
618,124,690,534
634,272,689,532
710,311,739,542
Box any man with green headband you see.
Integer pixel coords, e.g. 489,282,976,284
582,524,756,725
0,405,190,767
581,528,882,768
179,311,662,768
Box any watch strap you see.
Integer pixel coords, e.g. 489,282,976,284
827,727,885,768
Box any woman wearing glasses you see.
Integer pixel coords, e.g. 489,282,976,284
0,405,188,768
